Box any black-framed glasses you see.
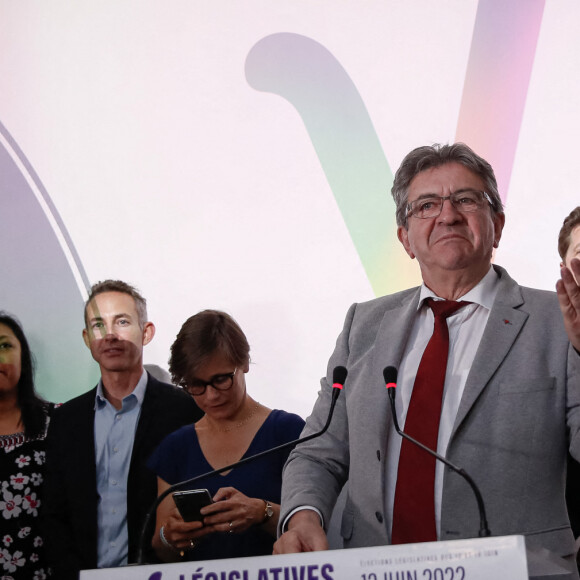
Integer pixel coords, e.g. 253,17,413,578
406,189,493,220
182,368,237,396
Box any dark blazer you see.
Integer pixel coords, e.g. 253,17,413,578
43,373,202,579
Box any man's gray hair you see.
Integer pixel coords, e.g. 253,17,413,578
391,143,504,228
84,280,148,329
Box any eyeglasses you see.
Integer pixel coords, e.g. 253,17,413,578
182,368,237,396
406,190,493,220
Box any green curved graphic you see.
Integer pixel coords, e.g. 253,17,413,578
246,33,415,296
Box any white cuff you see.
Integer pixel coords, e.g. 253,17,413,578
281,506,324,533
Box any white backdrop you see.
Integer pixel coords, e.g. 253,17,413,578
1,1,578,417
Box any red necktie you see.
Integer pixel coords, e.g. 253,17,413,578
391,298,470,544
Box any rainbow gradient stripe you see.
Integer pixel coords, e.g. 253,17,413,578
456,0,545,199
246,33,415,297
246,1,544,294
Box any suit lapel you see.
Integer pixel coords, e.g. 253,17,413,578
372,288,421,373
132,373,155,465
370,288,421,441
78,389,98,487
451,266,527,437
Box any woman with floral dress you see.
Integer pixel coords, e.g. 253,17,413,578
0,313,54,580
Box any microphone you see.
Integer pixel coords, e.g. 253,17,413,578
383,365,491,538
137,365,348,563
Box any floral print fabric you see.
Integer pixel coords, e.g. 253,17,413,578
0,408,51,580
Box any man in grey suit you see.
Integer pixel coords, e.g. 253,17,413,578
274,144,580,571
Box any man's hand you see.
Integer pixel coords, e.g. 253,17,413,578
272,509,328,554
556,257,580,352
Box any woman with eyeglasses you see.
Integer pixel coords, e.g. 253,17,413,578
148,310,305,562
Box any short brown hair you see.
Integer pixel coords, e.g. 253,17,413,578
391,143,504,228
169,310,250,387
84,280,148,328
558,206,580,261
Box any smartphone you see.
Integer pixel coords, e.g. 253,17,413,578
172,489,214,522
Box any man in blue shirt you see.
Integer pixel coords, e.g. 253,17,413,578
43,280,202,579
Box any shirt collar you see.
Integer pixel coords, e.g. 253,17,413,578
418,265,500,311
94,369,148,409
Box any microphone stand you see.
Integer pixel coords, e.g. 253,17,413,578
137,377,345,564
387,387,491,538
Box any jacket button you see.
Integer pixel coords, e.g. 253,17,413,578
375,512,383,523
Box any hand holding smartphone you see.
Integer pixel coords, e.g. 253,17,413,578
172,489,214,522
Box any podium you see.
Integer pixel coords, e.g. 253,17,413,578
79,535,579,580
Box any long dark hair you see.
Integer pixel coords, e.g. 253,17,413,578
0,312,47,438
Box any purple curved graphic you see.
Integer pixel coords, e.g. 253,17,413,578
0,121,98,402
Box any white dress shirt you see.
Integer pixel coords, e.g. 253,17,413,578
384,266,500,539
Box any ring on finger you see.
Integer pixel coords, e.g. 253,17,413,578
229,521,234,533
189,538,196,548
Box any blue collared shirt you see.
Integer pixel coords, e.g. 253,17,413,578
94,370,147,568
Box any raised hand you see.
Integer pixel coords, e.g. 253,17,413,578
556,257,580,352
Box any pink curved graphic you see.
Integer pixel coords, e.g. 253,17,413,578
456,0,545,200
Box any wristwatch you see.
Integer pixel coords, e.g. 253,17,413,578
262,500,274,523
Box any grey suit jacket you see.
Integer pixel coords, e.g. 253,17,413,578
281,265,580,561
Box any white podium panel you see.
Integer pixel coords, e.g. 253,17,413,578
81,535,529,580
